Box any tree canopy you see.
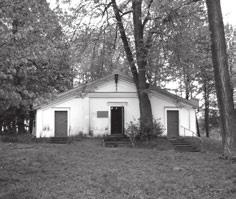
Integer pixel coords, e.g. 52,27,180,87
0,0,74,133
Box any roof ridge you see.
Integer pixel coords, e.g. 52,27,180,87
35,73,198,109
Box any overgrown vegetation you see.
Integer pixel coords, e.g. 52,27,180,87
125,120,140,147
125,119,165,146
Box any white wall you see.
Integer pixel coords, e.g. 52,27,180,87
36,78,196,138
36,98,84,137
150,92,197,136
89,97,140,136
95,78,136,92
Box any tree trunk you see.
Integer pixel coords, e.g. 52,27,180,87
203,81,210,137
205,106,209,137
138,88,153,137
29,105,35,134
16,107,25,134
0,121,2,134
196,115,201,137
206,0,236,155
132,0,153,136
183,66,191,100
112,0,153,137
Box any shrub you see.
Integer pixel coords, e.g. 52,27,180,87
151,119,165,137
125,120,140,147
125,118,165,145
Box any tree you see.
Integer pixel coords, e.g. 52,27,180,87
71,24,126,84
111,0,154,137
194,26,216,137
58,0,205,137
0,0,73,134
205,0,236,155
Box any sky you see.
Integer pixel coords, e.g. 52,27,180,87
221,0,236,26
48,0,236,26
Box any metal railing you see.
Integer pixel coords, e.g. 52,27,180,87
180,125,198,137
180,125,203,150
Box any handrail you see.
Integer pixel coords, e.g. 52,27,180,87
180,125,198,137
180,125,203,151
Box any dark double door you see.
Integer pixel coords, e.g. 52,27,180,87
110,106,124,135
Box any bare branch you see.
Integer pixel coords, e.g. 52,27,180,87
162,0,202,24
120,10,132,17
142,0,154,28
102,2,112,16
111,0,138,83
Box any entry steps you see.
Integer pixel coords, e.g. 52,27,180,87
49,137,69,144
103,134,131,147
168,138,200,152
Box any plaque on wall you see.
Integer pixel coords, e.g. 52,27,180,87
97,111,108,118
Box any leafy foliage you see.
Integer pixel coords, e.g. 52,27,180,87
125,120,140,147
125,118,164,146
152,119,165,137
0,0,74,133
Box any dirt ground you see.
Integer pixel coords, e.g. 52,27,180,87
0,138,236,199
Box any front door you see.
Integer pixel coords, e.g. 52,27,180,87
167,110,179,138
110,106,124,134
55,111,68,137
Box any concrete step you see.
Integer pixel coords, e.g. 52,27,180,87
168,138,200,152
104,141,131,147
103,134,129,142
49,137,69,144
103,134,131,147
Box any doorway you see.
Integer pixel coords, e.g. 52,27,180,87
167,110,179,138
55,111,68,137
110,106,124,135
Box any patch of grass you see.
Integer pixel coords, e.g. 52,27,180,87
0,188,38,199
200,137,223,153
181,136,223,154
136,137,174,150
0,134,34,144
0,139,235,199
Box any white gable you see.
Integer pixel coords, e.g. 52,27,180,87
95,78,137,92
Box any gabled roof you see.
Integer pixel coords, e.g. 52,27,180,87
35,72,198,109
34,72,133,109
150,86,198,108
55,72,133,97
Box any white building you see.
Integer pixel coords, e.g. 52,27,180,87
34,72,198,138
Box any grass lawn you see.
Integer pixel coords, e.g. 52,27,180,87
0,138,236,199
